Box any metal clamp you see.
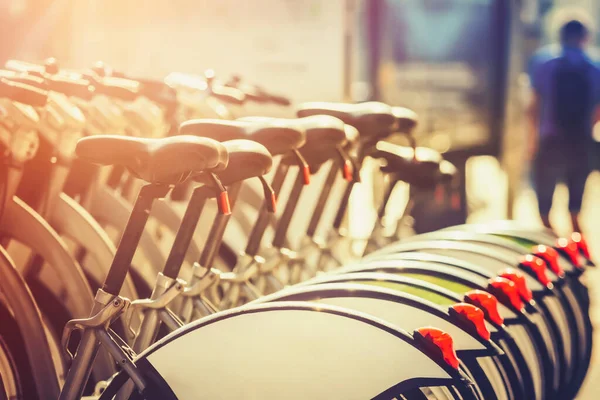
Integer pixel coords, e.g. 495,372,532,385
61,296,130,363
216,259,263,310
220,264,259,283
124,279,186,338
279,247,300,260
257,248,301,276
182,268,221,297
259,255,281,275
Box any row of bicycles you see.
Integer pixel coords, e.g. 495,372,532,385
0,58,594,400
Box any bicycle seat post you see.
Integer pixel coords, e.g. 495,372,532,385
271,171,305,249
331,144,369,231
305,162,339,239
162,185,218,280
129,185,218,339
105,183,172,294
269,117,350,250
244,162,290,257
59,182,170,400
377,174,397,222
305,131,359,240
181,117,307,263
296,102,396,232
198,182,242,270
62,132,227,399
115,181,223,400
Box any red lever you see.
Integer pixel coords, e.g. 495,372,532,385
520,254,552,286
465,290,504,326
415,327,460,369
270,192,277,213
217,191,231,215
450,303,491,341
571,232,591,259
556,237,582,268
434,186,445,205
291,149,311,185
343,159,353,182
499,268,533,302
488,277,524,312
258,175,277,213
532,245,564,276
302,165,311,185
451,192,461,210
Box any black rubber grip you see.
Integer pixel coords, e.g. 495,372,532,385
112,70,177,107
47,76,95,100
0,78,48,107
210,84,246,105
269,93,291,106
93,78,139,101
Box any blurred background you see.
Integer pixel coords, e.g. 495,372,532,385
2,0,600,395
1,0,593,225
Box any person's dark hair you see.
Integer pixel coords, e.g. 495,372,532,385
560,20,589,44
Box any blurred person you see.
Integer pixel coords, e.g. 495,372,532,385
527,14,600,233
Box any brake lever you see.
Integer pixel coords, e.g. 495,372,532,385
291,149,311,184
335,147,356,182
205,172,231,215
258,175,277,213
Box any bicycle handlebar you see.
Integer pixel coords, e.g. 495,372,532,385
0,78,48,107
111,71,178,109
5,60,96,101
5,59,46,74
224,75,291,105
210,84,246,105
47,76,95,100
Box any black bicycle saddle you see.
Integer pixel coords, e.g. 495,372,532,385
75,135,228,185
111,72,177,110
297,101,395,138
439,160,458,184
371,141,445,189
237,115,350,171
179,119,305,156
344,124,359,145
196,139,272,186
392,106,419,133
278,115,348,167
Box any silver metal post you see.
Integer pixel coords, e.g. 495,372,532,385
59,289,113,400
159,308,184,331
131,273,174,352
116,273,175,400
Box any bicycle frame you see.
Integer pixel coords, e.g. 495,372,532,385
59,183,171,400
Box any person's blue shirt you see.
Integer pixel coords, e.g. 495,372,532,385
528,44,600,140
